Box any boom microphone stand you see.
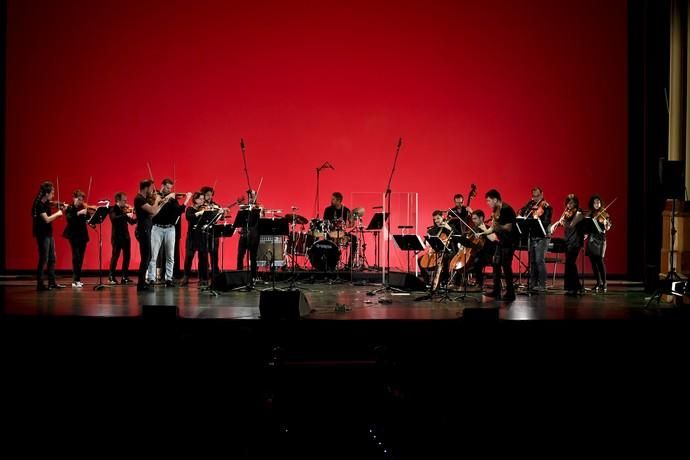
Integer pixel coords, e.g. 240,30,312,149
368,138,406,297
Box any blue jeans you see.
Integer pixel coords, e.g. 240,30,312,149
529,238,548,288
148,225,175,281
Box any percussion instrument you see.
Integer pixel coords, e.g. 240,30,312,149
308,239,341,271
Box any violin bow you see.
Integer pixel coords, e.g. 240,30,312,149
86,176,93,202
447,208,479,236
56,176,61,204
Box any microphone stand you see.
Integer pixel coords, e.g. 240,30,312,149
446,209,480,303
368,138,406,297
314,162,334,219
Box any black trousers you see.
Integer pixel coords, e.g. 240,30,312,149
237,231,259,277
589,254,606,286
492,244,515,294
35,235,57,285
173,232,182,279
184,238,209,281
564,246,582,292
209,238,220,275
109,238,131,279
472,249,492,288
136,229,152,285
68,238,87,282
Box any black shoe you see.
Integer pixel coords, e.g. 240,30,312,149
48,283,66,289
165,280,175,288
121,278,132,285
601,284,607,293
180,277,189,287
564,290,577,297
137,283,152,292
37,284,50,292
108,277,118,285
502,292,516,302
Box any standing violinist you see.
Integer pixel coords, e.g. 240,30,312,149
469,210,497,291
550,194,584,296
134,179,166,292
181,192,209,287
201,186,222,275
475,189,517,302
108,192,136,284
62,190,90,288
148,179,191,287
586,195,612,293
519,187,552,292
32,181,65,291
237,189,261,279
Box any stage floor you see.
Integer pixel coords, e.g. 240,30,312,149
0,275,664,320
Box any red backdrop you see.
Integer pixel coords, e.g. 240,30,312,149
5,0,628,273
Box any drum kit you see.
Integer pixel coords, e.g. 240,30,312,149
284,207,368,272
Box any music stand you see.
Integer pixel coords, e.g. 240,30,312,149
393,234,425,275
199,209,224,295
88,205,111,291
515,216,547,295
214,222,236,272
366,212,388,270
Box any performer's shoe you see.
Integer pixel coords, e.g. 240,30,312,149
108,277,118,285
483,290,501,299
121,278,132,284
49,283,66,289
37,283,50,292
502,291,516,302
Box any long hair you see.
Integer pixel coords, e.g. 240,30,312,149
588,194,603,211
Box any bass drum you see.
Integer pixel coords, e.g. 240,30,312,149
308,239,341,271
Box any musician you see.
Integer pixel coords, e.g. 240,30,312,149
448,193,471,232
148,179,191,287
201,185,221,274
237,189,261,279
181,192,209,286
419,210,455,285
469,210,497,290
62,190,90,288
586,195,612,293
323,192,358,266
108,192,136,284
133,179,166,292
32,181,65,291
476,189,517,301
551,194,584,296
519,187,553,291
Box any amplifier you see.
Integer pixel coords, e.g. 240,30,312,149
258,235,285,267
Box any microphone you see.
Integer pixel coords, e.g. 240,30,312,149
398,137,403,149
326,162,335,170
240,138,245,150
291,206,299,210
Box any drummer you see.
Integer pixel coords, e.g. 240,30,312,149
323,192,357,267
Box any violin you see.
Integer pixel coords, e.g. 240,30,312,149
524,199,549,219
550,207,578,232
49,201,69,210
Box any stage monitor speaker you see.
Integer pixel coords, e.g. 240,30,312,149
388,272,427,291
259,289,311,320
658,159,685,199
213,270,251,291
462,306,499,321
142,304,179,319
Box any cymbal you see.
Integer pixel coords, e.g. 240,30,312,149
284,213,309,225
352,207,365,217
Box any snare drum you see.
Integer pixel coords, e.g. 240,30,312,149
285,231,314,256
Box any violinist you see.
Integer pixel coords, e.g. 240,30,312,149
148,178,191,287
475,189,517,302
469,210,497,290
134,179,167,292
237,189,261,279
550,194,584,296
519,187,552,291
108,192,136,284
586,195,612,293
32,181,65,291
201,185,222,275
181,192,209,287
62,190,90,288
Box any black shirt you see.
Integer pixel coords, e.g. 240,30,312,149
152,197,185,226
62,205,90,242
109,205,135,242
323,205,351,222
185,207,203,241
32,198,54,238
564,211,584,249
493,202,517,246
134,194,152,233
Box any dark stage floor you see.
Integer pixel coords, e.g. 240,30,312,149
0,274,666,320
